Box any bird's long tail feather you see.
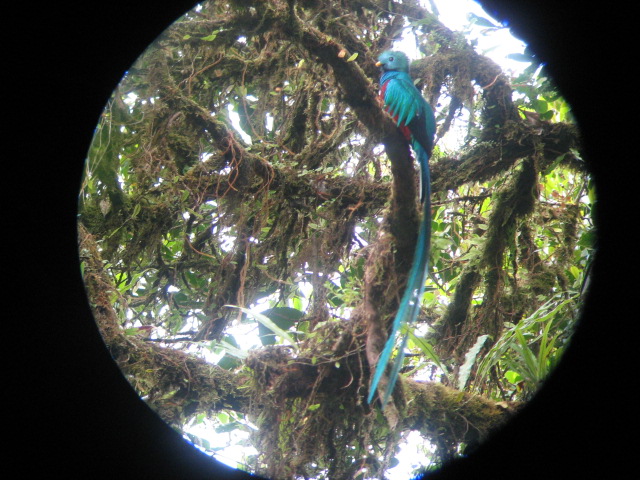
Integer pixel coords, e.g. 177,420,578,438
368,143,431,406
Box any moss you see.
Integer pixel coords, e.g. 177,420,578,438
78,0,585,476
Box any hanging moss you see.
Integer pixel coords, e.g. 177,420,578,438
79,0,587,477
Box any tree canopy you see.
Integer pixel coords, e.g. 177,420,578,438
78,1,593,478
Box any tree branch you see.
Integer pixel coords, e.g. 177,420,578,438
280,4,428,408
81,219,519,446
432,121,582,193
79,224,251,425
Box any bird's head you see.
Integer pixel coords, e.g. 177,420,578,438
376,50,410,73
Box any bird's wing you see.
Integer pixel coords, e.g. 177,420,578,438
382,74,423,128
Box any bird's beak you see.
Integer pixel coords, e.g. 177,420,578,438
375,61,382,67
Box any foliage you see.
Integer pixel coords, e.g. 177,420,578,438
474,293,579,400
78,1,593,478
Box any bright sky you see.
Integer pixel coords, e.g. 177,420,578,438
186,1,531,477
435,0,527,72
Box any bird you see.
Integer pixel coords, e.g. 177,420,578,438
367,50,436,407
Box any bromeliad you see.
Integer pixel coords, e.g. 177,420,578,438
368,50,436,406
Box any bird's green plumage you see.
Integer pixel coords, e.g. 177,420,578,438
368,51,436,406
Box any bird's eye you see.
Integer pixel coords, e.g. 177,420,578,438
389,56,394,62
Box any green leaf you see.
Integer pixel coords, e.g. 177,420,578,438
587,178,597,205
226,305,298,347
408,331,451,379
504,370,522,384
533,99,548,114
468,13,499,28
132,203,141,218
217,354,241,370
539,110,554,121
215,421,240,434
256,307,305,346
201,33,218,42
235,85,247,97
216,338,249,359
506,52,535,63
346,52,359,62
512,330,538,380
458,334,490,390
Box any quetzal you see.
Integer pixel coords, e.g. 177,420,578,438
368,50,436,406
